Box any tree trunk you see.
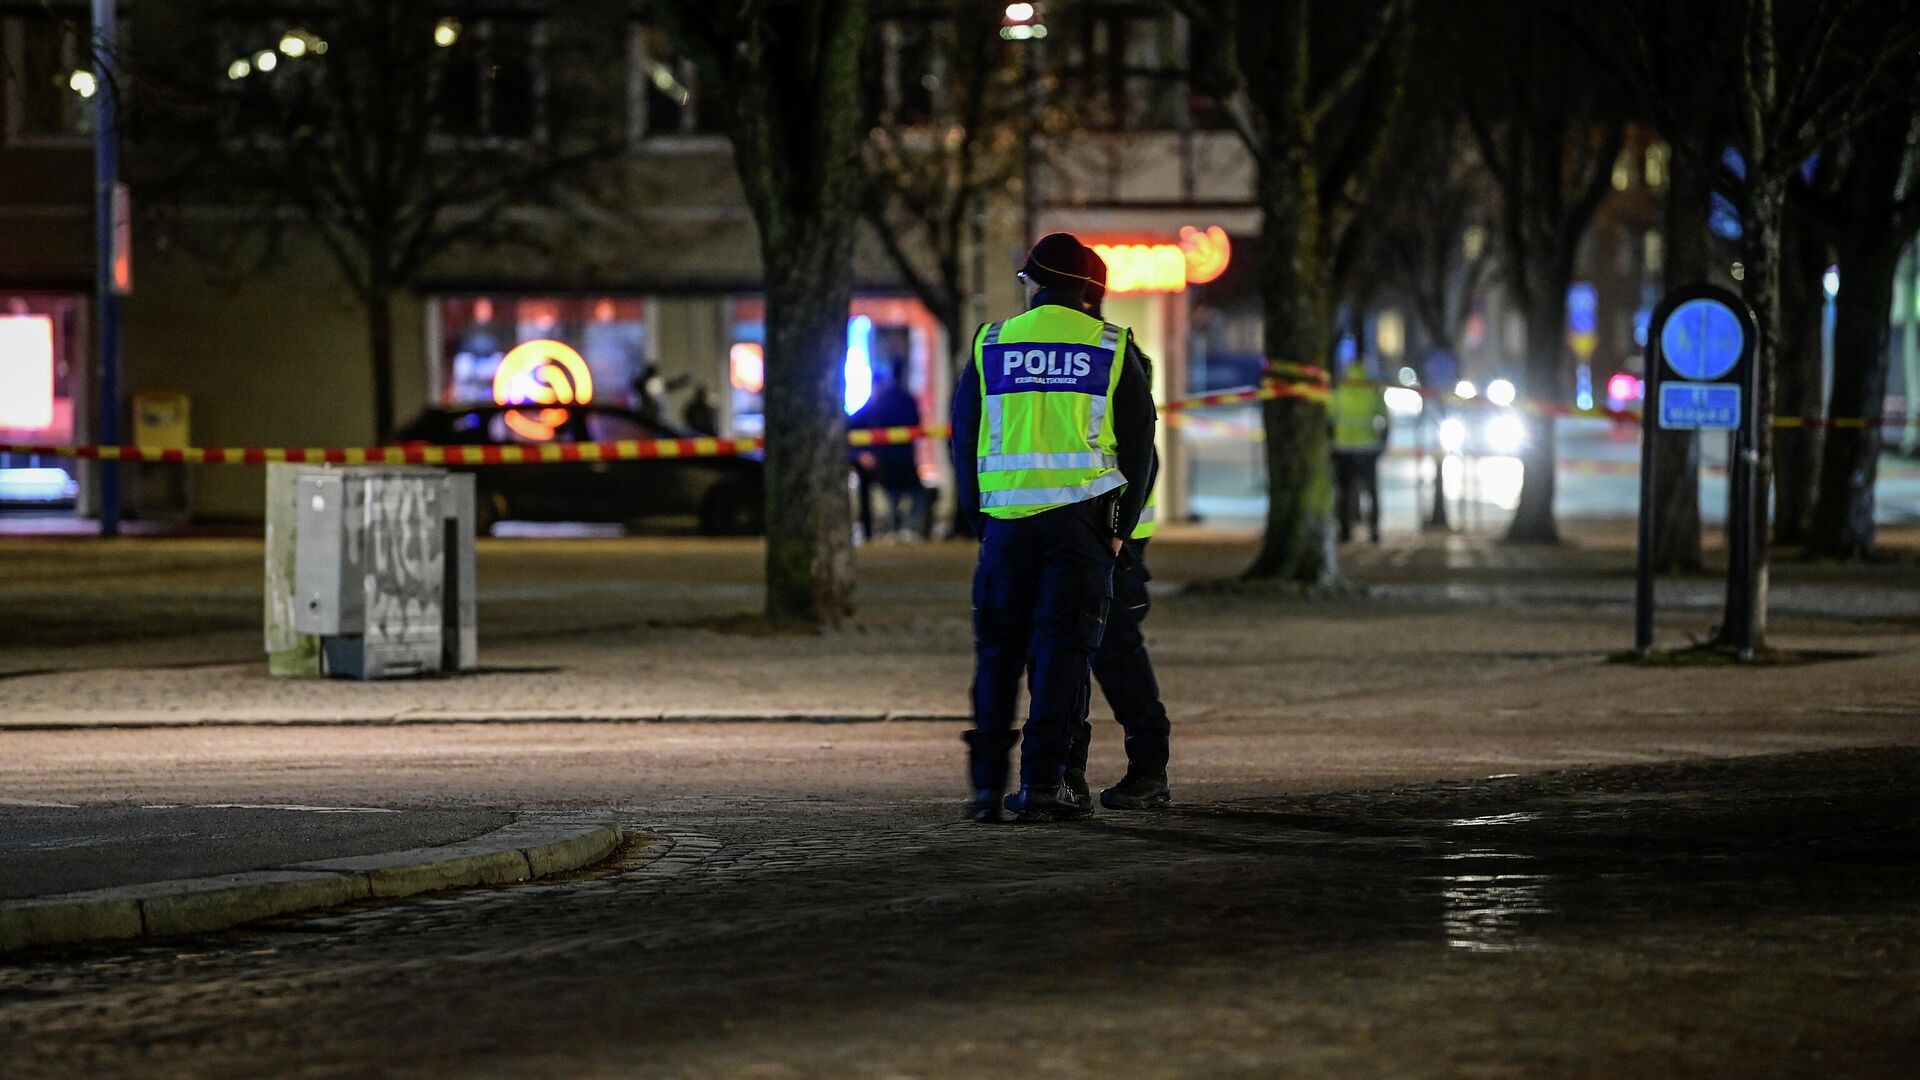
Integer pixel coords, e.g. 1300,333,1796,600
1731,174,1789,650
1245,149,1337,584
761,240,857,623
1904,251,1920,455
1506,265,1566,544
1807,241,1900,558
366,284,397,442
1771,209,1827,547
1650,146,1712,571
942,304,976,540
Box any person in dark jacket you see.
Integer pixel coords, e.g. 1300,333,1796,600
1067,251,1174,811
850,357,927,538
951,233,1157,822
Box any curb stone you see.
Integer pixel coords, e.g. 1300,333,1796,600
0,813,625,953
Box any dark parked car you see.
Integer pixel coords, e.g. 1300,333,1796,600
392,405,764,536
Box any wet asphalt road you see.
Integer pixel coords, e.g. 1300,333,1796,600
3,747,1916,1078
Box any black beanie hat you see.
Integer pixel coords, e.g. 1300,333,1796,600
1083,247,1109,315
1019,232,1096,292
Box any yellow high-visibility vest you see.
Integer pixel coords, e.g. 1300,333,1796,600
1331,375,1389,451
974,306,1132,519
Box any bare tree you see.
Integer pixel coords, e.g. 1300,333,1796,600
1807,106,1920,557
654,0,869,625
141,2,621,441
1723,0,1920,644
1605,0,1744,572
1772,177,1834,546
1461,0,1623,545
1172,0,1418,585
860,0,1027,364
1372,118,1497,529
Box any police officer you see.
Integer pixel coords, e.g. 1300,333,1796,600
1064,251,1172,811
952,233,1157,823
1330,359,1391,544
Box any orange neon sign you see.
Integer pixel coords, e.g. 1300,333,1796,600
493,338,593,441
1089,225,1233,294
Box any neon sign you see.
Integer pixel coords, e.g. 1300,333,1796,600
729,342,765,394
1090,225,1233,295
492,338,593,442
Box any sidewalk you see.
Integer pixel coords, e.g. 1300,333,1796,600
2,525,1916,732
0,803,624,951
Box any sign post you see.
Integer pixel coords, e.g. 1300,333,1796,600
91,0,123,538
1634,284,1758,657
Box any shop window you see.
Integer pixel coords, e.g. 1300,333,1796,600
0,295,84,507
2,8,99,143
728,295,942,475
440,295,649,416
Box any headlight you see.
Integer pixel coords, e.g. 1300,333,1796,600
1439,417,1467,454
1485,413,1527,455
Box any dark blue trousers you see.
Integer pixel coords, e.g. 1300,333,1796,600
967,499,1114,793
1072,538,1171,777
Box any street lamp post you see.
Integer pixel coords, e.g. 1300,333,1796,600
92,0,123,538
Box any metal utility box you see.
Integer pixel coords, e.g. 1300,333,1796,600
292,467,474,680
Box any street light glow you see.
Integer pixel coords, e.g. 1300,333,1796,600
68,70,97,98
254,50,279,73
1454,379,1478,400
1485,413,1527,456
1486,378,1516,407
228,58,252,80
1005,2,1035,21
280,33,308,58
435,18,461,47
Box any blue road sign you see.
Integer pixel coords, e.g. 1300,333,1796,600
1658,382,1741,430
1661,298,1744,381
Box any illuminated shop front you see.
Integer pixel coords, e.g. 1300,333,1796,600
0,294,85,508
434,293,947,466
1072,223,1242,526
725,294,946,482
437,295,649,412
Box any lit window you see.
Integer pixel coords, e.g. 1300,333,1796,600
2,13,98,141
1645,142,1670,189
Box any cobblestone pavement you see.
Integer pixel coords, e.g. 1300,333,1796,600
2,748,1916,1078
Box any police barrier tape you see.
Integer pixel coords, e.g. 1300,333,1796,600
0,369,1909,464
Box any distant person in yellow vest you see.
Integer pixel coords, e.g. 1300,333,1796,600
1330,359,1390,544
950,233,1157,823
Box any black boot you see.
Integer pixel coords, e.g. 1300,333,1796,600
965,789,1004,823
1100,772,1171,811
1007,781,1094,822
1063,767,1094,813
